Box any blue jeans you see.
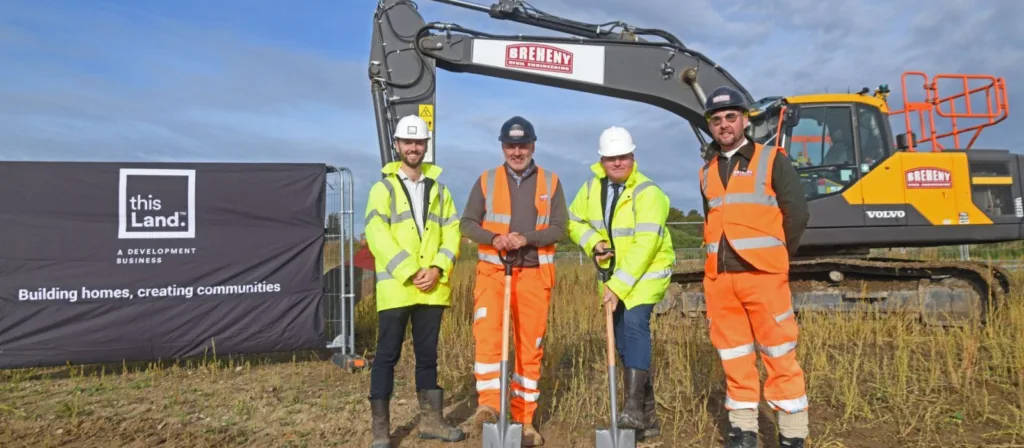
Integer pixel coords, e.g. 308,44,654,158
613,302,654,370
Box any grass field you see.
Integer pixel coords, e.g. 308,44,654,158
3,255,1024,447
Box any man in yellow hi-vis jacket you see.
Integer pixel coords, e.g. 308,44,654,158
364,115,465,447
567,126,675,442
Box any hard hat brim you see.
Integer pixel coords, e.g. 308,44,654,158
499,136,537,143
598,145,636,157
705,105,748,117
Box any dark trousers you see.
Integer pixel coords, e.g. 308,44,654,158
613,302,654,370
369,304,445,400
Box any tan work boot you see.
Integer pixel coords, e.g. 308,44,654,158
522,423,544,446
466,405,498,434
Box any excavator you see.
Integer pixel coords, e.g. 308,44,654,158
368,0,1015,326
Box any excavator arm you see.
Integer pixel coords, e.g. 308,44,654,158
369,0,756,166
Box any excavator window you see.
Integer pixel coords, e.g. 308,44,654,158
787,105,859,199
854,103,892,172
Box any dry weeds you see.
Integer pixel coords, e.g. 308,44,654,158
2,257,1024,447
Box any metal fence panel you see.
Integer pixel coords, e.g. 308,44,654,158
323,166,367,371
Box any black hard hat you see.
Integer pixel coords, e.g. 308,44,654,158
704,86,749,116
498,116,537,143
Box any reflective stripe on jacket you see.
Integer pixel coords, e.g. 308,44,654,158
567,162,675,309
364,161,461,311
699,142,788,279
475,165,558,278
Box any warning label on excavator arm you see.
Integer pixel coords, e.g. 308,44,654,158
418,104,434,131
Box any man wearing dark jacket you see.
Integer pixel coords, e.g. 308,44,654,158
698,86,811,448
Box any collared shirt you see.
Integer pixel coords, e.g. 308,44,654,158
605,181,623,229
396,168,426,235
505,160,536,186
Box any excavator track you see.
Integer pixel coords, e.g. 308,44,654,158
656,256,1016,326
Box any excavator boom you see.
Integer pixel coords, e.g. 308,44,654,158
369,0,755,166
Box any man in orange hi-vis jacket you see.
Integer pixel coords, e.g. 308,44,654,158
459,115,567,446
698,86,811,448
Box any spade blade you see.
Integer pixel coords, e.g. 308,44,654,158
595,427,636,448
481,421,523,448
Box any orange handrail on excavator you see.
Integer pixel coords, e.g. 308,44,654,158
889,72,1009,152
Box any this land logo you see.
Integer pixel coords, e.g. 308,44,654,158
505,43,574,74
118,168,196,239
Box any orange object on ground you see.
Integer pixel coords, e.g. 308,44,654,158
703,270,807,414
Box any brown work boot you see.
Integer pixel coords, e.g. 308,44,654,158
468,405,497,425
465,404,498,434
369,399,390,448
522,423,544,446
416,389,465,442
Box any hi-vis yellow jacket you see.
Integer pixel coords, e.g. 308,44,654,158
364,162,461,311
567,162,675,309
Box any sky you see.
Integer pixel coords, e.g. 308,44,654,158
1,0,1021,236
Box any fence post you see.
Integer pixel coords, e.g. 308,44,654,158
324,165,368,372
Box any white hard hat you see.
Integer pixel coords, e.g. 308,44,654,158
393,115,430,140
598,126,635,157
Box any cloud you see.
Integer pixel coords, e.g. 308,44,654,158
0,0,1020,238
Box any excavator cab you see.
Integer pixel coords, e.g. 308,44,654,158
789,96,895,203
747,94,898,201
743,76,1018,249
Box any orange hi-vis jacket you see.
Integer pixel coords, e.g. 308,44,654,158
476,165,559,276
699,142,789,279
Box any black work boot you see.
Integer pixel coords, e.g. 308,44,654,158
369,399,390,448
416,389,466,442
616,368,647,430
639,367,660,440
726,427,758,448
779,434,805,447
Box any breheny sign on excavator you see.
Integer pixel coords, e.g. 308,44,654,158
368,0,1015,327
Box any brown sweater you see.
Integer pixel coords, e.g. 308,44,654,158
460,162,568,267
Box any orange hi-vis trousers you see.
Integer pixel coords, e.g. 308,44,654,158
703,269,808,414
472,263,552,425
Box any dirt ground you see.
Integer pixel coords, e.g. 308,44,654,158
3,346,1020,448
1,351,668,448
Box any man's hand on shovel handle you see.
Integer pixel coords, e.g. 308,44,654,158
594,241,613,262
603,286,619,310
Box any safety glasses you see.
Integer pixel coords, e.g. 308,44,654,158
708,112,743,126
